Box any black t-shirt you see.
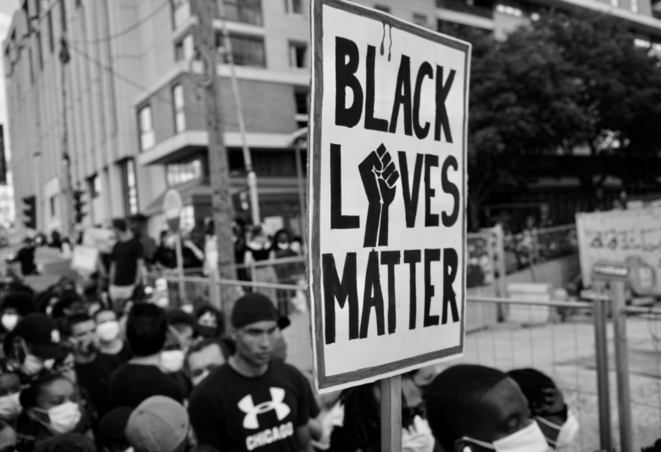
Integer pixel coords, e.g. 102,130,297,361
110,238,143,286
189,359,318,452
106,363,184,411
75,353,123,415
16,247,36,275
100,341,133,363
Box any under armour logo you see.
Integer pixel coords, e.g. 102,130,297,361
238,387,291,429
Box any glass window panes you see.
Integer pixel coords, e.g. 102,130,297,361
216,33,266,67
289,42,307,68
175,34,195,62
167,159,202,186
173,0,191,29
412,13,427,26
222,0,263,26
139,106,155,151
285,0,303,14
173,84,186,133
374,4,390,12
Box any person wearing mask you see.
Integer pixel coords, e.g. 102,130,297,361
125,396,193,452
96,407,132,452
17,373,88,442
0,372,22,425
155,231,177,270
195,305,225,339
188,293,317,452
507,368,579,449
13,238,37,277
93,309,132,362
106,304,184,410
244,225,278,301
0,293,36,336
2,314,64,382
166,309,198,352
426,364,549,452
185,339,229,387
67,314,123,416
109,219,144,305
272,229,297,260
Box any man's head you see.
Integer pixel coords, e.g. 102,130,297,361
185,339,226,386
111,219,129,240
125,396,190,452
97,407,132,452
94,309,121,344
1,293,36,332
230,293,280,368
3,314,63,376
67,314,97,359
427,364,536,452
126,304,167,357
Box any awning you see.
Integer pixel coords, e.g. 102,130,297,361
142,177,303,216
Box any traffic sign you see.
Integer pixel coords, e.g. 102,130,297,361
163,189,183,233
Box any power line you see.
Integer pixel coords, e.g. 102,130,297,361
68,0,171,45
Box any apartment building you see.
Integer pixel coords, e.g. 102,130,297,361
4,0,661,237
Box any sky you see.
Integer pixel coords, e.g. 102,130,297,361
0,0,18,161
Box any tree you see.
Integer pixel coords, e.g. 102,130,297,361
442,12,661,229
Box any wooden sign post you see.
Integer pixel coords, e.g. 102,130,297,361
308,1,471,449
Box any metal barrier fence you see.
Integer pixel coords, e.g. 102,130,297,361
504,224,578,274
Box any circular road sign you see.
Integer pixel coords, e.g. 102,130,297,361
163,189,183,233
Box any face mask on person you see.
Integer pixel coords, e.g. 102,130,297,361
461,421,549,452
0,392,22,420
96,321,120,342
35,401,81,434
536,412,580,449
160,350,185,373
402,415,434,452
197,325,217,339
21,353,44,376
192,370,210,387
1,314,19,331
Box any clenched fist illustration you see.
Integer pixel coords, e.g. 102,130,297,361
359,144,400,247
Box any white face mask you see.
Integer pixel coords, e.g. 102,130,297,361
0,392,22,420
1,314,19,331
160,350,185,373
21,354,44,376
462,421,549,452
402,416,434,452
192,369,210,386
96,320,120,342
536,412,580,449
37,401,81,434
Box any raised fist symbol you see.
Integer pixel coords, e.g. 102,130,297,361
359,144,400,247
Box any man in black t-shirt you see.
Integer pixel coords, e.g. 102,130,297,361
189,293,317,452
109,219,144,305
68,313,123,416
106,304,184,411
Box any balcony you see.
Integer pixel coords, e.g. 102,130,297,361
436,0,494,19
221,0,263,26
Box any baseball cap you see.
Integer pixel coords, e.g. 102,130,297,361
4,313,64,360
125,396,189,452
231,293,285,329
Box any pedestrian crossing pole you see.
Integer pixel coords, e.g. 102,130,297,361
196,0,238,292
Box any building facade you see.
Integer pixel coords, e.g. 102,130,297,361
4,0,661,238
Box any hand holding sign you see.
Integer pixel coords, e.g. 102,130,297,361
359,144,400,247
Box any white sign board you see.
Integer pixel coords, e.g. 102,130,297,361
308,0,470,393
82,228,116,254
163,189,183,233
71,246,99,273
576,208,661,295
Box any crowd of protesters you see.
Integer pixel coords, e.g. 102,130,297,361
1,217,659,452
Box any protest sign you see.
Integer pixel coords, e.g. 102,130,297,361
308,0,470,392
576,208,661,296
71,246,99,273
82,228,116,254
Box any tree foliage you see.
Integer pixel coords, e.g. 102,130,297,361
443,12,661,229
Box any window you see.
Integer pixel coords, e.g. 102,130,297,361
216,33,266,67
50,195,57,218
495,3,522,16
175,34,195,62
172,0,191,29
222,0,263,26
47,12,54,53
89,175,101,199
374,4,390,12
294,88,308,127
167,159,202,186
172,84,186,133
289,42,307,69
412,13,427,26
284,0,303,14
121,159,138,215
138,106,155,151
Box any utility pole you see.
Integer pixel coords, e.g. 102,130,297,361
60,36,75,238
196,0,238,290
